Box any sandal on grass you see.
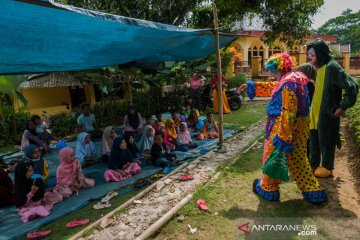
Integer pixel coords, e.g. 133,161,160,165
101,191,118,203
27,230,51,239
133,179,151,190
66,219,90,228
93,201,111,210
196,199,209,211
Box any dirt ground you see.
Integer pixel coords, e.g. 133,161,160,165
314,119,360,239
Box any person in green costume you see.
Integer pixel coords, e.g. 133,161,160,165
307,39,359,178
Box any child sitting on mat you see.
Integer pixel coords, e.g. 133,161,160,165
176,122,198,152
197,113,219,140
152,113,165,132
104,137,142,182
55,147,95,198
75,132,100,166
151,133,178,168
23,144,49,180
170,111,182,128
15,162,62,222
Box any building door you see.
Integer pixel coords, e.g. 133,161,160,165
69,86,86,109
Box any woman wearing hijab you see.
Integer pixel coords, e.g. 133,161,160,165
124,134,140,159
165,118,177,146
15,162,62,222
123,105,143,137
211,73,231,114
103,138,141,182
101,126,116,162
176,122,197,152
23,144,48,179
75,132,99,165
137,125,155,155
21,120,48,151
55,147,95,198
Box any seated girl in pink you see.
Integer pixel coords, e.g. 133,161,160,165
15,162,62,222
55,147,95,198
104,137,142,182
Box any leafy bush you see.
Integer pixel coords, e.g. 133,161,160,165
50,112,79,138
0,101,30,147
92,98,128,127
228,72,248,89
347,78,360,145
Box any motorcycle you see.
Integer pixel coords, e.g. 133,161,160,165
201,84,242,111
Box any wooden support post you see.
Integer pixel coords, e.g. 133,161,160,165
212,2,224,148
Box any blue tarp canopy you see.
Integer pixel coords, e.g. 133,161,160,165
0,0,238,75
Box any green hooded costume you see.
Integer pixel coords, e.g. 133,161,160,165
307,39,359,171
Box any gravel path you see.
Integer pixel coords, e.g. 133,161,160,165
80,119,266,240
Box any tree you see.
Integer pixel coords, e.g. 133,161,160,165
58,0,203,26
57,0,324,48
190,0,324,47
317,9,360,55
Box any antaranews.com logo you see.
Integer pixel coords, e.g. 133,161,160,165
238,219,317,237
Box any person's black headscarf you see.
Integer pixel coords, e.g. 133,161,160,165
14,162,44,208
124,134,139,158
127,106,140,130
108,137,134,170
306,39,332,68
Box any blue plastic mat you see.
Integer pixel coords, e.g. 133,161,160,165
0,129,236,240
0,165,161,240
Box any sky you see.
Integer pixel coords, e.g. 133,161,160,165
312,0,360,29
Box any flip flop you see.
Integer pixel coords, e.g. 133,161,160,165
27,230,51,239
93,201,111,210
101,191,118,203
133,179,151,190
196,199,209,211
179,175,194,181
66,219,90,228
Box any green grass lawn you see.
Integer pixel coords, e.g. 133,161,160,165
154,144,356,240
217,101,267,131
17,101,267,239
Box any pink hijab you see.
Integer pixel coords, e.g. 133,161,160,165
56,147,82,188
177,122,191,144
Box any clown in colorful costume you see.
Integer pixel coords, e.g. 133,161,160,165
306,39,359,178
243,53,327,203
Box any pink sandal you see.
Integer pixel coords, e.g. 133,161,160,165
66,219,90,228
196,199,209,211
27,230,51,239
179,175,194,181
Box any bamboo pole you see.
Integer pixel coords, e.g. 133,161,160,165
212,2,224,148
135,194,193,240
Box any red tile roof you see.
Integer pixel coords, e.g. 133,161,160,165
239,31,337,43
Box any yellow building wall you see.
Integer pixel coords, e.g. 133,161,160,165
15,87,72,115
18,87,71,109
15,85,99,115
